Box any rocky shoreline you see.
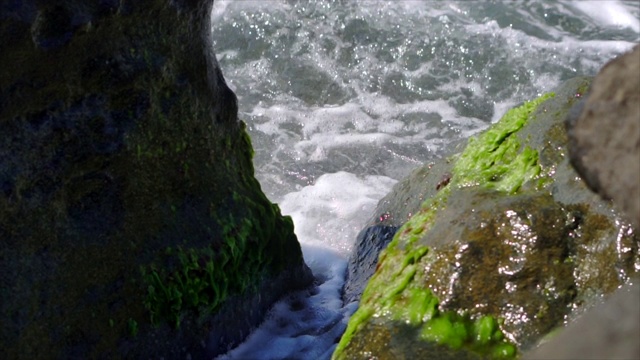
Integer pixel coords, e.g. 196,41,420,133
1,1,637,358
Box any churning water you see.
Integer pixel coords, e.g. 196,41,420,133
210,1,639,359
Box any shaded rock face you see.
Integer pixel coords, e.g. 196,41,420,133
335,77,639,359
523,281,640,360
343,225,397,304
0,1,312,358
567,45,640,231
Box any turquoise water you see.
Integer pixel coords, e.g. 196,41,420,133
210,1,639,359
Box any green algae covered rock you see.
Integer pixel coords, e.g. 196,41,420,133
0,1,311,358
334,77,639,359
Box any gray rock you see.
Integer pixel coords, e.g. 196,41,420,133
568,45,640,230
524,280,640,360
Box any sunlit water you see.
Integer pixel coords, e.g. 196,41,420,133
210,1,639,359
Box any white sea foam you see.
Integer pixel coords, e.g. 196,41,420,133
569,0,640,33
280,171,397,255
215,243,357,360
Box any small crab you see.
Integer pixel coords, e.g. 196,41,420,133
436,172,452,191
378,212,392,223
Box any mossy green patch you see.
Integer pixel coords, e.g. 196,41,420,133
128,318,139,338
142,205,274,328
420,311,516,358
452,92,555,193
143,244,230,328
334,244,431,358
334,92,556,359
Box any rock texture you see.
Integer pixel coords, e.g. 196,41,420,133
0,1,312,358
523,280,640,360
335,77,639,359
524,44,640,360
343,156,459,305
567,45,640,230
343,225,398,304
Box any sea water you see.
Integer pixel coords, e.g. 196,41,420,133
210,1,639,359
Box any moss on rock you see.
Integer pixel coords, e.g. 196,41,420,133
453,93,554,193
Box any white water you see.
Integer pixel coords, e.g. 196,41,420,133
210,1,639,359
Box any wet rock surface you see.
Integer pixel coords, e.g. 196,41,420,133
526,44,640,360
0,1,312,358
335,77,638,359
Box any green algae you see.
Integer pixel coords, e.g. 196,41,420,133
143,241,238,328
128,318,139,337
141,190,298,328
333,245,431,358
334,92,557,359
453,92,555,193
421,311,515,358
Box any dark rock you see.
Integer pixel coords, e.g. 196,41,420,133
567,45,640,230
343,225,398,304
31,5,74,50
334,77,638,359
0,1,312,358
